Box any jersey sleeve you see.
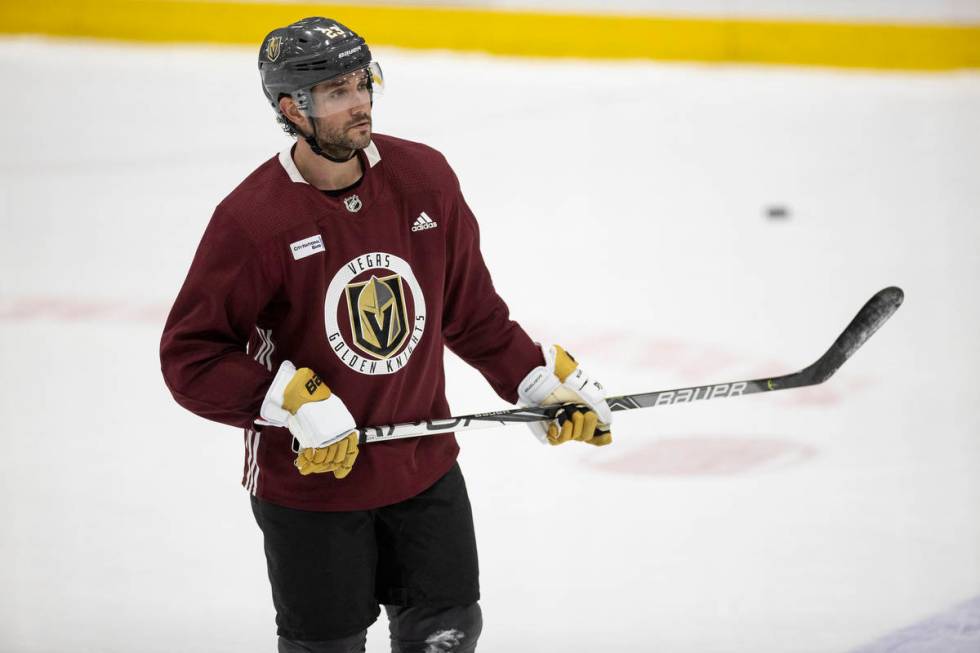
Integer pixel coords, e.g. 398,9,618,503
441,171,543,403
159,210,279,429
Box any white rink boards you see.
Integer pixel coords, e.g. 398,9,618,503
0,39,978,652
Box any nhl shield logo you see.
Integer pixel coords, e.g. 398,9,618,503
265,36,283,62
344,194,363,213
344,274,409,359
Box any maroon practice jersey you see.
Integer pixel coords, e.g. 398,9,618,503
160,134,543,511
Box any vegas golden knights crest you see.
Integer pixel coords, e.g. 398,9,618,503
325,252,427,376
265,36,283,62
345,274,409,359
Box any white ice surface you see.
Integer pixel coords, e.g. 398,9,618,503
0,38,978,653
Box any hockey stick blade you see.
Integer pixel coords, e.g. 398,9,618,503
359,287,904,444
797,285,904,386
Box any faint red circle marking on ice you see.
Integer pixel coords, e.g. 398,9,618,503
589,436,817,476
0,297,167,324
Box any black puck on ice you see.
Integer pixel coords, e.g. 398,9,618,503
765,205,790,220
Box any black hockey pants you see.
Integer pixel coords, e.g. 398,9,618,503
277,602,482,652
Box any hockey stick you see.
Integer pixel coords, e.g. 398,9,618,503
360,286,904,445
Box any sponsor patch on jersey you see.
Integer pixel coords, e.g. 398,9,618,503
325,253,426,376
290,234,325,260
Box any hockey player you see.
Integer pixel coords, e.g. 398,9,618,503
160,16,612,653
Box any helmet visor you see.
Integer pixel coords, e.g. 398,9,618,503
303,61,384,119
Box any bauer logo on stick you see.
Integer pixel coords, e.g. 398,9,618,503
653,382,748,406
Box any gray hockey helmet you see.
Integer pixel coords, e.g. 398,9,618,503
258,17,381,132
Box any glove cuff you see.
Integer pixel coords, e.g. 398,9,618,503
288,398,358,450
259,360,297,427
517,344,560,406
518,345,569,445
517,366,560,407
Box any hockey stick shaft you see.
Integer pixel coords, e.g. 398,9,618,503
359,287,904,444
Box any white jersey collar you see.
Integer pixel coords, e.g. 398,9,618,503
364,140,381,168
278,140,381,185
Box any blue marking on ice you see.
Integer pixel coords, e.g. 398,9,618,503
851,596,980,653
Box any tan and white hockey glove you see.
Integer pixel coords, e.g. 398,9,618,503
260,361,359,478
517,345,613,446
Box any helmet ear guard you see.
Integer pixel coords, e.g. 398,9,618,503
288,89,310,113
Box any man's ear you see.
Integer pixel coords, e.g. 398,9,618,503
279,95,309,132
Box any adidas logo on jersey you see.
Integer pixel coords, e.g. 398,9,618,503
411,212,438,232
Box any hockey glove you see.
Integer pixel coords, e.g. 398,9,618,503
517,345,613,446
293,432,359,478
260,361,359,478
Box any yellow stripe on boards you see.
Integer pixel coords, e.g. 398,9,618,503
732,19,980,71
0,1,977,71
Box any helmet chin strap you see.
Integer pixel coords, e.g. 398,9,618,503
304,120,357,163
